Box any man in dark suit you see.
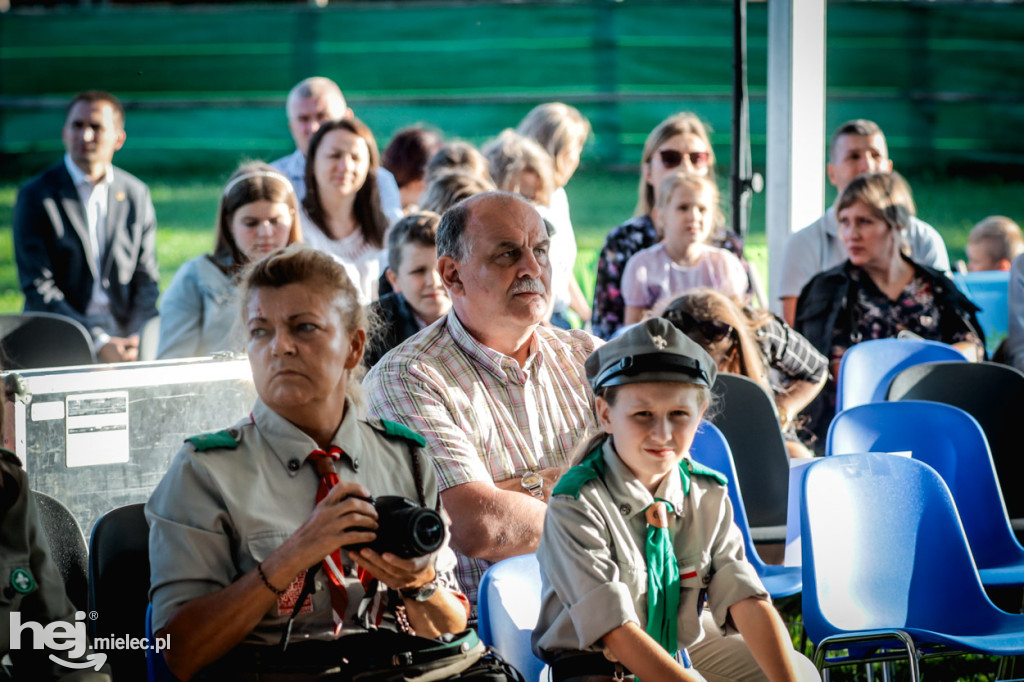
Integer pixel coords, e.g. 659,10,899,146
13,91,159,363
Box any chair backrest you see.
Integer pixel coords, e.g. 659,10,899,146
0,312,96,369
137,315,161,362
826,401,1024,572
835,337,966,411
887,361,1024,524
33,490,89,613
89,503,150,680
953,270,1009,355
801,454,998,643
708,373,790,537
477,554,546,682
689,423,764,570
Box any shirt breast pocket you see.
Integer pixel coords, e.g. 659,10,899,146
244,531,290,573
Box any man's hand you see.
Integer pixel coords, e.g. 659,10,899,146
493,466,566,502
97,334,140,363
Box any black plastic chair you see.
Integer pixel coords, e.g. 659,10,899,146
708,373,790,543
33,491,90,614
89,503,150,680
0,312,96,369
887,361,1024,541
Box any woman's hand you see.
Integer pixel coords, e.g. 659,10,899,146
349,547,435,592
277,480,378,570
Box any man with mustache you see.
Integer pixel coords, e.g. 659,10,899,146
364,191,599,612
13,90,159,362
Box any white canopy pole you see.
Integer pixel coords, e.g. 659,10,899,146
765,0,827,313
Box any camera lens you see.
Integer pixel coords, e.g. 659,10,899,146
409,512,444,555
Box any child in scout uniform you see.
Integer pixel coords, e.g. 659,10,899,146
532,317,815,682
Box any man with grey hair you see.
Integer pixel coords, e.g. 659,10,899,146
779,118,950,325
364,191,598,609
270,76,402,223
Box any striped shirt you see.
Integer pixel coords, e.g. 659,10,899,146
363,311,600,606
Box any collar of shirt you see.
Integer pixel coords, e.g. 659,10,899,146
277,148,306,183
64,153,114,190
250,397,365,476
445,310,543,383
600,438,685,522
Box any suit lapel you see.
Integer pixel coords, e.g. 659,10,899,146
57,166,98,279
104,177,129,279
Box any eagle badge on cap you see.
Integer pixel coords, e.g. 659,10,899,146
652,335,668,349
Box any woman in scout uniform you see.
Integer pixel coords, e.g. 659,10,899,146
147,245,469,681
532,317,812,682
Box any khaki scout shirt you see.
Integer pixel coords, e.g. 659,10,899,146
147,398,459,645
532,439,768,660
0,449,111,681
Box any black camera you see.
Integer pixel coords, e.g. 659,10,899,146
344,495,444,559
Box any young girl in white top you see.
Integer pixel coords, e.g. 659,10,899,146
621,173,748,325
301,117,390,305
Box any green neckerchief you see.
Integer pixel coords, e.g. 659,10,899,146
645,498,679,655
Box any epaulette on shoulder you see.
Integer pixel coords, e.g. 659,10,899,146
185,429,241,452
368,418,427,448
685,459,728,486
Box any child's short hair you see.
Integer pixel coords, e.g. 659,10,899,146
386,211,441,273
968,215,1024,265
655,172,720,217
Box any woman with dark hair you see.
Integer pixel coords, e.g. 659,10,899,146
381,126,443,212
148,245,469,681
591,113,718,340
302,117,390,304
157,162,301,359
663,288,827,458
795,171,984,443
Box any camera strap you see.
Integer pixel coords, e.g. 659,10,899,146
279,563,321,653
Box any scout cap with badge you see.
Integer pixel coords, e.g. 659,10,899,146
586,317,717,391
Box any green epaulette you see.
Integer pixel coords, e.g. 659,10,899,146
681,457,728,495
371,419,427,447
551,445,607,499
185,429,240,451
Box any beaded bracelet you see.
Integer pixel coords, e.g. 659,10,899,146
257,562,286,596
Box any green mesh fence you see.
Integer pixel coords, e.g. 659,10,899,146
1,0,1023,181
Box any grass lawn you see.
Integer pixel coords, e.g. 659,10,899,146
1,167,1022,315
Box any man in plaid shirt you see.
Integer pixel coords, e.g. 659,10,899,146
364,192,600,612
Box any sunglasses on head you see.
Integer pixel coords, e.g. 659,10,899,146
666,310,734,344
658,149,710,170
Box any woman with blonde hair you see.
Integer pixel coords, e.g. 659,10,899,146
148,245,469,681
592,113,717,339
662,288,827,458
795,171,984,446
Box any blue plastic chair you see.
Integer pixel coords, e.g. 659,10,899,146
690,423,801,599
477,554,547,682
827,401,1024,589
145,603,176,682
954,270,1009,355
835,338,967,411
801,454,1024,679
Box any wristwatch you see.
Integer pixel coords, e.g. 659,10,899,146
521,471,544,499
400,579,438,602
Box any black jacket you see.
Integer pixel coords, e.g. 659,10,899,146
364,293,423,369
13,162,160,337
